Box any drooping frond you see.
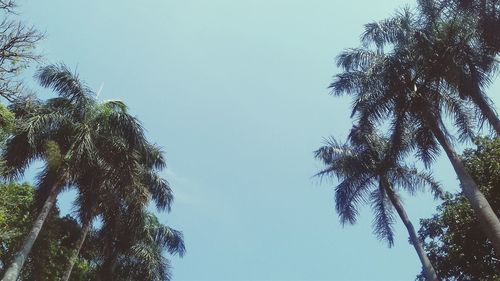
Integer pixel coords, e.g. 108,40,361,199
143,212,185,257
155,225,185,257
370,186,395,247
335,175,373,225
141,168,173,212
2,131,43,179
143,143,167,171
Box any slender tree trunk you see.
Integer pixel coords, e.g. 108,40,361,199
429,120,500,255
60,216,92,281
1,182,61,281
383,181,439,281
99,250,117,281
98,235,118,281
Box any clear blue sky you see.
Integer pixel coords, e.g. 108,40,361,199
18,1,500,280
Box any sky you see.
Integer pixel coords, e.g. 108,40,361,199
17,1,500,280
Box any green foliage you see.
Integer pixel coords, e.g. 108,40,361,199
0,183,93,280
44,140,62,171
19,215,91,281
0,182,33,244
0,104,14,134
417,137,500,280
0,105,15,174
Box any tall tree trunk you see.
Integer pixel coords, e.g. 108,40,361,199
429,120,500,255
99,250,118,281
60,216,92,281
98,234,118,281
383,180,439,281
1,182,61,281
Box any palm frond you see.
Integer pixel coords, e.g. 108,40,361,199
361,8,415,48
391,166,444,199
335,175,373,225
370,186,395,247
412,120,440,168
35,64,95,104
336,48,380,71
441,91,476,141
2,131,44,179
142,169,173,212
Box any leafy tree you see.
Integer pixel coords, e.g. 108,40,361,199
417,137,500,280
0,182,33,255
315,126,441,280
0,0,43,101
0,183,93,280
0,104,14,140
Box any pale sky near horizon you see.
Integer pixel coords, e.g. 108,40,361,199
18,1,500,280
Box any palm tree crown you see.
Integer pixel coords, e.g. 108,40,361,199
315,127,442,245
315,126,441,280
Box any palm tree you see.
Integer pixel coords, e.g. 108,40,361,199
1,74,92,281
358,7,500,135
1,64,149,281
93,142,176,281
315,126,441,281
330,10,500,254
423,0,500,54
109,211,185,281
416,0,500,134
61,140,174,281
91,200,181,281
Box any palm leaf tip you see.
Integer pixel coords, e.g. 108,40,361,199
35,63,95,102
